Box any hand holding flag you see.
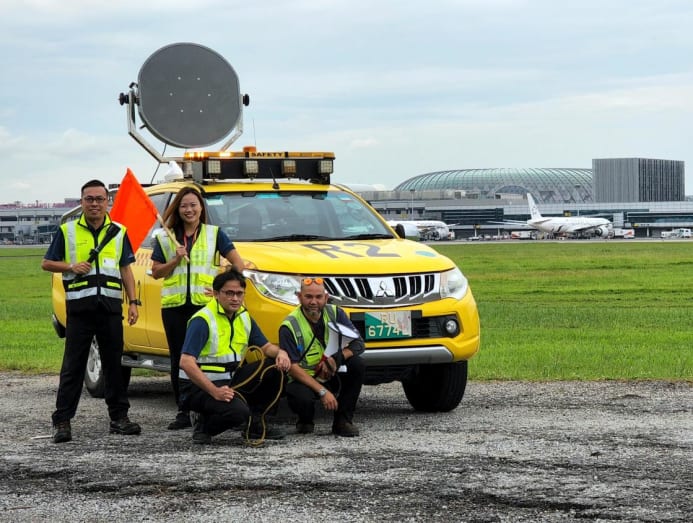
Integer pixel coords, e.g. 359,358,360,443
110,169,187,260
109,169,159,252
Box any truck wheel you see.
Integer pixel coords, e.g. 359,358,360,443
402,361,468,412
84,337,132,398
85,337,105,398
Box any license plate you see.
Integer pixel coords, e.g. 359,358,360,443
365,311,412,340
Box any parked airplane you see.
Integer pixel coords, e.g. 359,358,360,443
501,194,612,237
387,220,454,241
387,220,420,240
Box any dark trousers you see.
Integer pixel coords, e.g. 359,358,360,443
162,303,203,410
286,355,365,424
180,357,284,436
52,309,129,424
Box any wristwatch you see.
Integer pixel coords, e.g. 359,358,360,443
318,388,327,398
129,299,142,306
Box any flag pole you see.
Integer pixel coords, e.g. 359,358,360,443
156,212,190,263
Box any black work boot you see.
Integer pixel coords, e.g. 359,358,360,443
167,411,192,430
295,420,315,434
52,420,72,443
332,417,360,437
191,412,211,444
246,416,286,441
109,417,142,435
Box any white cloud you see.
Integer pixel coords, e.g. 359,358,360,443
1,0,693,202
349,137,379,149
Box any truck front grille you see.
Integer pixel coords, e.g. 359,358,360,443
323,274,439,307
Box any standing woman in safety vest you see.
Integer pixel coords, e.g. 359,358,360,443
151,187,244,430
42,179,142,443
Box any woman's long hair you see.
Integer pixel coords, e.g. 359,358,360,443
162,187,207,230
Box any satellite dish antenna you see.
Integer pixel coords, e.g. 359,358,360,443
138,42,241,148
119,42,249,162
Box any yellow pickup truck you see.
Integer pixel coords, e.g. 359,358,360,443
50,151,480,411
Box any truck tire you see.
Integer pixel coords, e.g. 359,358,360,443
402,361,468,412
84,337,132,398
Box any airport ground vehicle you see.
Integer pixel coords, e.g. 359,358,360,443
49,43,480,412
511,230,534,240
661,227,691,239
611,228,635,239
50,153,481,411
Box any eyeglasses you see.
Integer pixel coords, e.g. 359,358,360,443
302,277,324,285
219,289,245,298
82,196,107,204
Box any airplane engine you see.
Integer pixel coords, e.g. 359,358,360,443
594,225,610,237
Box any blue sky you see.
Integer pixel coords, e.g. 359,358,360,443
2,0,692,204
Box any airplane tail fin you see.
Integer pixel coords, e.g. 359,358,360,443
527,193,543,220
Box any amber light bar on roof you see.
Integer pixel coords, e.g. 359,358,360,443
184,149,335,160
183,148,335,184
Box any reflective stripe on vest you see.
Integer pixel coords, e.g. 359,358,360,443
62,215,125,305
157,224,219,308
179,300,252,381
282,305,337,377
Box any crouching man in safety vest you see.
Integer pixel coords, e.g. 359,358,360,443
279,277,366,437
178,268,291,444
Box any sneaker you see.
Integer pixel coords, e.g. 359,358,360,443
332,420,360,437
52,420,72,443
167,411,192,430
109,417,142,435
295,421,315,434
246,419,286,441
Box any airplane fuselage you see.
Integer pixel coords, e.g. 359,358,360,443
528,217,611,235
387,220,452,240
525,193,612,236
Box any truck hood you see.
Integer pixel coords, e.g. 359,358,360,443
237,238,454,275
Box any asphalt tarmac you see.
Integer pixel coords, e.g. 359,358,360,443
1,373,690,522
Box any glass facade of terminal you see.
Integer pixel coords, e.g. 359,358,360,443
593,158,685,202
394,168,594,204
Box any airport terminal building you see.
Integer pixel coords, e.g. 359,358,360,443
1,158,691,243
593,158,685,202
361,158,693,239
0,202,76,244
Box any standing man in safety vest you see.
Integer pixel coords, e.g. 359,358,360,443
42,179,142,444
179,268,291,445
279,277,366,437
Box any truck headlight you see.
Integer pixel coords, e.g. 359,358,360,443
244,270,300,305
440,267,468,300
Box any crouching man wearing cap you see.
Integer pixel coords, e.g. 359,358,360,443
279,277,366,437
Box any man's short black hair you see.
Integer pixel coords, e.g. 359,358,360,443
213,267,246,291
81,179,107,194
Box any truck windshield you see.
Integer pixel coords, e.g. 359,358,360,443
204,190,395,241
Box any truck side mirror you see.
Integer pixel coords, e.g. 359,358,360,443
394,223,406,239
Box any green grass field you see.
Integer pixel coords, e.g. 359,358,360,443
1,243,691,381
436,241,692,381
0,248,63,371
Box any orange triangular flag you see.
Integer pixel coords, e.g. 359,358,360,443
109,169,158,252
